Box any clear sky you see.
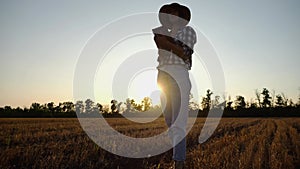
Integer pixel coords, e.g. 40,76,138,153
0,0,299,108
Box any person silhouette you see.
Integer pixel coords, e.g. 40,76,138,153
152,3,197,169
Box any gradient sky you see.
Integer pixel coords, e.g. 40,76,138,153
0,0,299,108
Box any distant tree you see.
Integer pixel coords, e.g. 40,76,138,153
85,99,95,113
271,89,276,107
261,88,271,108
298,87,300,107
47,102,55,112
63,102,75,113
30,103,41,110
124,98,133,114
15,107,23,112
23,107,29,113
189,93,199,110
110,100,119,114
75,101,84,113
212,95,220,108
4,106,12,111
255,89,262,108
141,97,152,111
226,101,233,111
102,105,109,114
249,103,257,109
54,104,62,113
235,96,246,109
201,89,213,111
96,103,103,113
275,94,284,107
288,99,294,107
116,102,123,113
41,104,47,111
281,93,289,107
129,99,143,112
130,99,136,110
225,95,233,111
134,104,143,112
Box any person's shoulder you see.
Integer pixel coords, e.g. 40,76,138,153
152,26,166,34
183,26,196,35
181,26,197,44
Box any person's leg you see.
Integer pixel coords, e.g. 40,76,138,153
158,66,191,162
157,70,172,128
167,66,191,162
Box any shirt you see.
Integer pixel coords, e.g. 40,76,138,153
153,26,197,70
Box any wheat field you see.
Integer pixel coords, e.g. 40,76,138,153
0,118,299,169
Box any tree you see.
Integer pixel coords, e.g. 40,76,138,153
271,89,276,107
129,99,143,112
297,87,300,107
201,89,213,111
261,88,271,108
4,106,12,111
96,103,103,113
85,99,95,113
47,102,55,112
212,95,220,108
117,102,123,113
134,104,143,112
30,103,42,111
249,98,258,109
189,93,199,110
226,101,233,111
235,96,246,109
124,98,133,114
275,94,284,107
225,95,233,111
141,97,152,111
281,93,289,107
255,89,262,108
58,102,75,113
110,100,119,114
75,101,84,113
288,99,294,107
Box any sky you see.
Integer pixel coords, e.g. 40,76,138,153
0,0,299,108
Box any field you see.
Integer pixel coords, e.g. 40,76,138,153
0,118,299,169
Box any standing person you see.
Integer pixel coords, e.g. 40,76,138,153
152,3,197,169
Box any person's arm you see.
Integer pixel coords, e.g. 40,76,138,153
154,35,189,60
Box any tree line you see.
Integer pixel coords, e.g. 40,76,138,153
197,88,299,117
0,88,299,117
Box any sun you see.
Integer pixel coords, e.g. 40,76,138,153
128,68,161,105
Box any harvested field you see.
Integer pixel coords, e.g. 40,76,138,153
0,118,299,169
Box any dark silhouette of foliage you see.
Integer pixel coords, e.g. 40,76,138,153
0,88,299,118
255,89,262,108
201,89,213,112
261,88,272,108
235,96,246,109
275,94,285,107
110,100,121,114
75,101,84,114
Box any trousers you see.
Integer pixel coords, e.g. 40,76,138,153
157,64,191,161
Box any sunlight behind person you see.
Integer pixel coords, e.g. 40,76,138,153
128,68,160,106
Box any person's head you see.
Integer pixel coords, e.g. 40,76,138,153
159,3,191,28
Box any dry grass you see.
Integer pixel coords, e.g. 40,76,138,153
0,118,299,169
